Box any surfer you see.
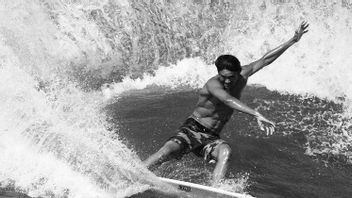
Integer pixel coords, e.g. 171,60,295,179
144,22,309,184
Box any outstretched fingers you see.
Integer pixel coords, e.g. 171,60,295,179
300,21,309,33
257,118,275,136
293,21,309,42
263,122,275,135
267,124,275,135
301,21,309,28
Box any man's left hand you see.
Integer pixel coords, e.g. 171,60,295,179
293,21,309,42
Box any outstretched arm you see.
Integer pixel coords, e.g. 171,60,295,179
207,81,275,135
241,21,309,78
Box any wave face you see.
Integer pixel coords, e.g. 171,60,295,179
104,0,352,164
1,0,352,197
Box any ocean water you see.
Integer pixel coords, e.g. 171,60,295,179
0,0,352,198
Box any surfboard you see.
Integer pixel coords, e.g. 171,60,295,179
158,177,254,198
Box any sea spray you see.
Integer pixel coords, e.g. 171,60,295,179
0,51,157,197
0,0,157,197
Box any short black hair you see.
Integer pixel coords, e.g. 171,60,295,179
215,55,241,72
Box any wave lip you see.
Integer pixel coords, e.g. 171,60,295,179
104,58,216,98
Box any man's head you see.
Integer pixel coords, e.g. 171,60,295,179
215,55,241,89
215,54,241,73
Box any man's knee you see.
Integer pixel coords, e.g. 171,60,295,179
160,140,182,155
145,140,182,168
218,144,232,161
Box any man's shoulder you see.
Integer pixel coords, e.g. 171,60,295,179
240,64,252,79
204,77,229,97
205,76,222,89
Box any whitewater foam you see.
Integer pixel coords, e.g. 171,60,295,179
0,1,157,197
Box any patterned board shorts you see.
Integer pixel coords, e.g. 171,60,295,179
168,117,228,162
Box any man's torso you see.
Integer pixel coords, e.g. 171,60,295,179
190,74,247,134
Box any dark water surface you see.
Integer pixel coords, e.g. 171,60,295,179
106,86,352,198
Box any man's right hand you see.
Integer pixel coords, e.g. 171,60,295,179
256,114,275,135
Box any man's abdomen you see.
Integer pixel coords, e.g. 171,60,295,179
190,110,229,135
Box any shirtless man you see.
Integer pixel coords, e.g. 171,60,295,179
144,22,309,184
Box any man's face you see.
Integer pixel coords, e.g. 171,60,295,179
218,69,239,89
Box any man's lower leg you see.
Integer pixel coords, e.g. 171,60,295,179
213,159,229,184
212,145,231,184
144,149,169,168
144,141,181,169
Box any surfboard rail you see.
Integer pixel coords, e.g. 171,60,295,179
159,177,254,198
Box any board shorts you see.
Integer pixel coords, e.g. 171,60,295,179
168,117,228,162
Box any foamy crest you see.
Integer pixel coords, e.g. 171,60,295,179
104,57,216,98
